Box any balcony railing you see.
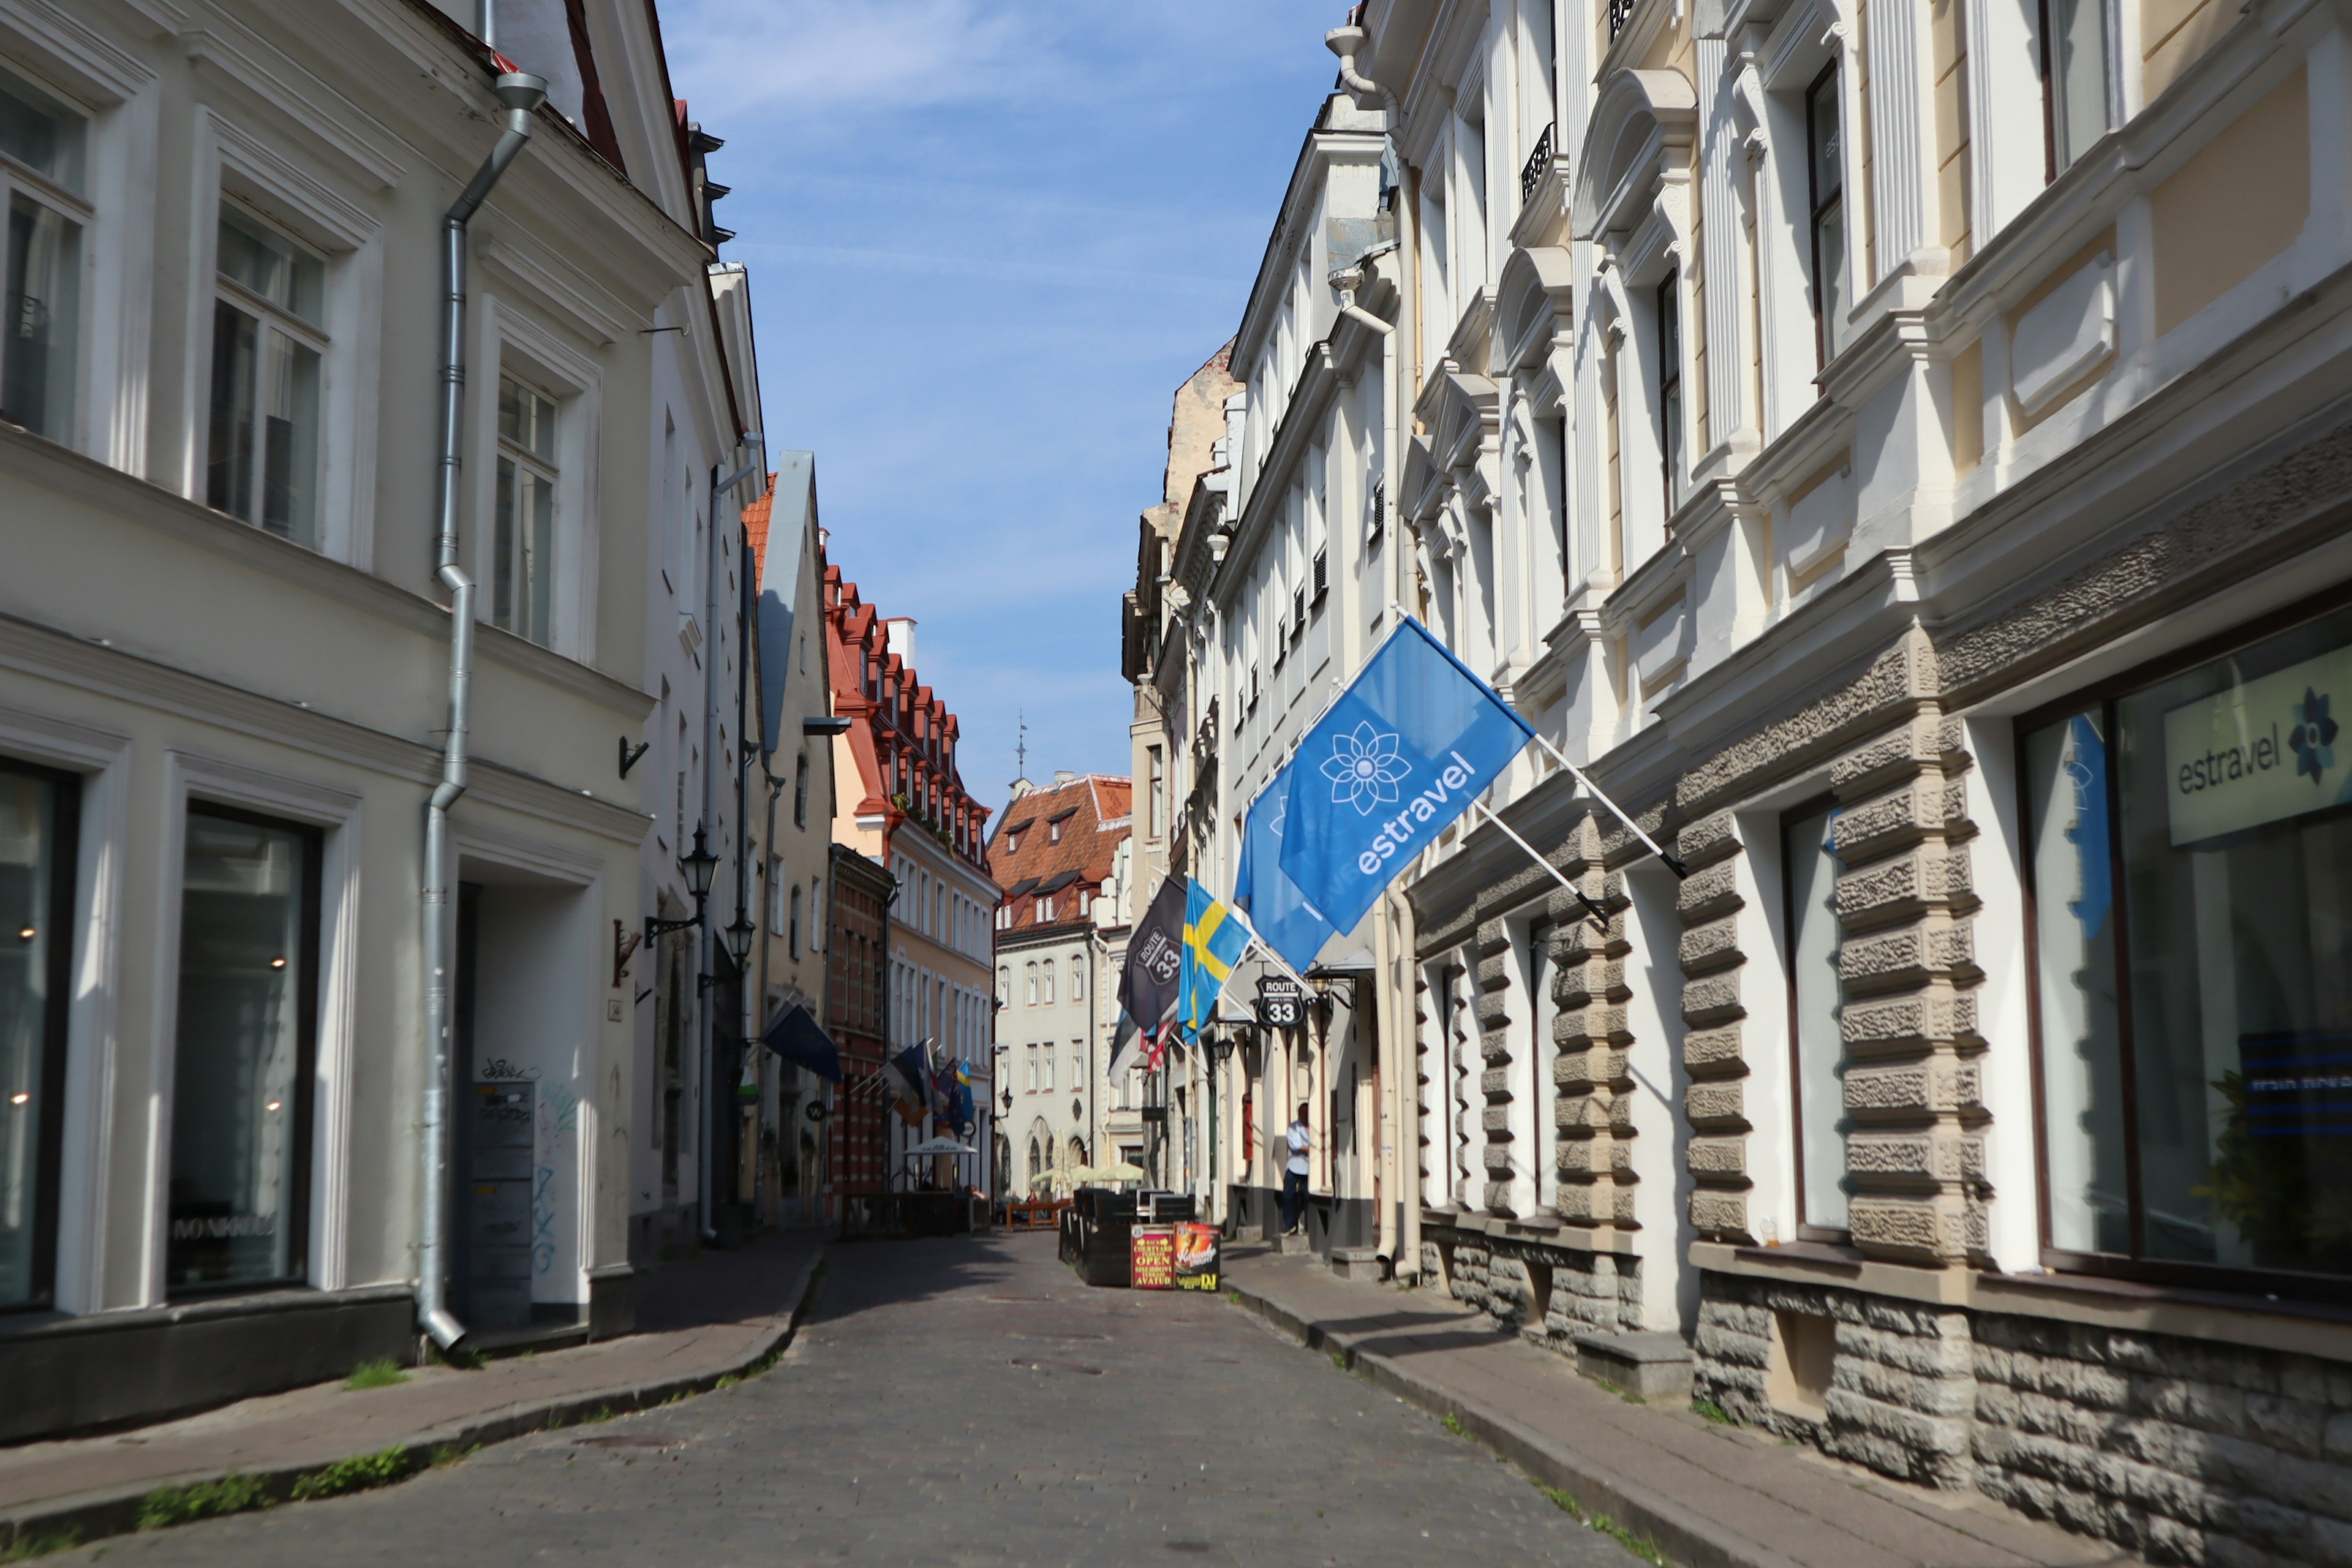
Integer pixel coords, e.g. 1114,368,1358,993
1607,0,1638,40
1520,123,1555,205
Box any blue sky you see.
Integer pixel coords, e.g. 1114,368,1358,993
660,0,1342,820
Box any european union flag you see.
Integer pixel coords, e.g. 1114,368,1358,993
1278,617,1534,934
1178,878,1250,1044
1234,765,1337,974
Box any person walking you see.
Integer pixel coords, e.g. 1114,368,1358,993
1281,1104,1310,1237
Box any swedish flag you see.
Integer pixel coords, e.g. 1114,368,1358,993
1178,878,1250,1045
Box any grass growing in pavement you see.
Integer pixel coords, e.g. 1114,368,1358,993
1441,1412,1467,1437
1691,1397,1733,1425
342,1359,409,1391
1540,1486,1672,1566
290,1446,410,1501
137,1472,271,1530
0,1529,81,1562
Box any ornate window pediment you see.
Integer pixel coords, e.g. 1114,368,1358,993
1572,68,1698,241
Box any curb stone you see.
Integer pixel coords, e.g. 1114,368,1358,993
1227,1276,1804,1568
0,1247,825,1558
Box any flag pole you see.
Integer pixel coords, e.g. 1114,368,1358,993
1526,733,1688,878
1469,799,1610,932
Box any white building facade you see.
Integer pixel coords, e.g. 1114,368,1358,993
0,0,760,1439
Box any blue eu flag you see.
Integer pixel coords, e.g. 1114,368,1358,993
1277,617,1533,933
1234,765,1337,974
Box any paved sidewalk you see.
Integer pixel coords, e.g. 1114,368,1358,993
0,1231,824,1555
1226,1248,2144,1568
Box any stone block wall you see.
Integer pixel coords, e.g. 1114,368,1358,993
1692,1267,2352,1564
1692,1270,1977,1490
1420,1224,1642,1344
1973,1313,2352,1567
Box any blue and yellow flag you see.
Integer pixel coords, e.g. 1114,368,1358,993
1177,878,1250,1045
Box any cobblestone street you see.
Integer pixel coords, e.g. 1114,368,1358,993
51,1235,1638,1567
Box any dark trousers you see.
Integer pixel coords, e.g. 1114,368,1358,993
1280,1169,1308,1234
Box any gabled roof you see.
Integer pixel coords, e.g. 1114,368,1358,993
984,773,1131,932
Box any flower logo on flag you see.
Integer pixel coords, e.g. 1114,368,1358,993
2291,687,2338,783
1321,720,1409,815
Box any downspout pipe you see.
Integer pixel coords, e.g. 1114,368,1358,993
420,70,547,1352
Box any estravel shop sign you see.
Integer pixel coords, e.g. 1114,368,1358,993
2163,646,2352,846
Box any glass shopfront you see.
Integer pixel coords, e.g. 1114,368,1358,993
0,760,75,1309
2026,600,2352,1289
168,807,319,1293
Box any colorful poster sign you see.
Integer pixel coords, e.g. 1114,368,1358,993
1172,1223,1220,1291
1131,1225,1175,1290
2163,644,2352,845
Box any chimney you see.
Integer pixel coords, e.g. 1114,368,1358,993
883,617,916,667
1054,770,1077,786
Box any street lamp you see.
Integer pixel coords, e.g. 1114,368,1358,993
722,912,756,970
646,824,722,943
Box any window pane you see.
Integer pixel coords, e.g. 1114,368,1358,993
169,811,313,1291
4,194,80,442
1807,74,1841,203
0,766,66,1308
2113,606,2352,1274
1815,199,1850,360
1785,801,1850,1230
2025,711,2129,1254
526,467,554,646
494,456,517,630
260,330,320,547
206,302,258,522
217,211,322,325
0,69,85,191
2050,0,2110,172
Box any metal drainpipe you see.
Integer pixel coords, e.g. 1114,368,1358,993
420,69,548,1351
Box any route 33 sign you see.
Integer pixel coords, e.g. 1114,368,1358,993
1256,976,1305,1030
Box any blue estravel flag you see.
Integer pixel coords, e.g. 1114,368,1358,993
1278,616,1534,933
1234,765,1337,974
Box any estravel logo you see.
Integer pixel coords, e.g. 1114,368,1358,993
2163,648,2352,847
1314,721,1485,876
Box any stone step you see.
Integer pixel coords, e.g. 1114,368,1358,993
1278,1232,1314,1256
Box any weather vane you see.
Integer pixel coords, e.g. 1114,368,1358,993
1015,710,1028,783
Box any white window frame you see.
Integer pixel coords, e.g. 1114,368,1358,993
471,296,601,660
0,67,93,451
184,110,383,566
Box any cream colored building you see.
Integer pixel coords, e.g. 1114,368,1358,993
0,0,759,1439
1129,0,2352,1556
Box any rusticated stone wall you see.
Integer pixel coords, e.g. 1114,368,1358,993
1694,1272,1978,1490
1420,1227,1642,1341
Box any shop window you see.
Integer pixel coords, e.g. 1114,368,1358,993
0,759,76,1310
2023,601,2352,1287
0,68,86,445
1525,919,1559,1215
1783,798,1850,1235
168,807,320,1294
209,208,323,547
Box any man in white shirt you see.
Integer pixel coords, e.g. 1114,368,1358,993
1281,1104,1310,1237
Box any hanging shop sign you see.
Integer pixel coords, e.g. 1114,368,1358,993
2164,644,2352,845
1257,976,1305,1030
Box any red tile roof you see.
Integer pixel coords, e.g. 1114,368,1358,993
985,774,1131,933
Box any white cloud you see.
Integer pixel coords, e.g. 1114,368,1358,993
658,0,1050,123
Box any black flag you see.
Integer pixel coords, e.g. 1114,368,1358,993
1119,875,1186,1042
